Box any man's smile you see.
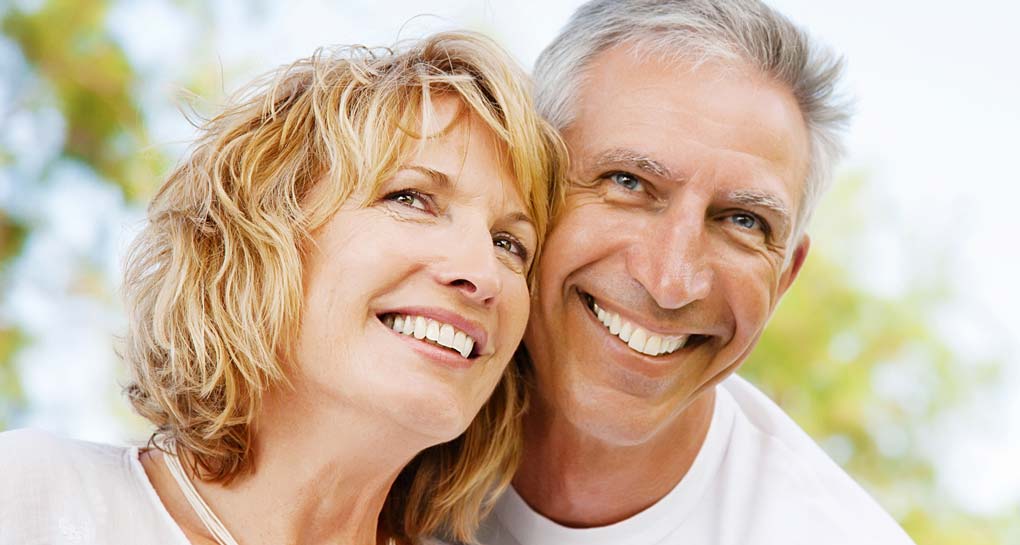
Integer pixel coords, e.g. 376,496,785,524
578,290,711,358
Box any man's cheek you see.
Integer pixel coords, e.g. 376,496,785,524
724,277,773,340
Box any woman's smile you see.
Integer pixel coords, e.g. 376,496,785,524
293,97,536,443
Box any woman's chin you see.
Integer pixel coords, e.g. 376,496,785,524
378,384,479,444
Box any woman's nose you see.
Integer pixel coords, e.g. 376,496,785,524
433,224,503,306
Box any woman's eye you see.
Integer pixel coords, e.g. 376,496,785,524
387,190,429,212
609,172,643,191
493,234,529,262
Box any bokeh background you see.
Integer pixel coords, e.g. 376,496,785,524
1,0,1017,543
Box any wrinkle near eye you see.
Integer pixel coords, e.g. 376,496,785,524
379,202,435,224
599,176,660,208
496,250,527,275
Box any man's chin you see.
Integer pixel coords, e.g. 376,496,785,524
558,383,708,447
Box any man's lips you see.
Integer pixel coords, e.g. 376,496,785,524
578,290,710,357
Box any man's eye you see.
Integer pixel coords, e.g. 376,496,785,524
609,172,643,191
387,190,429,211
730,213,765,232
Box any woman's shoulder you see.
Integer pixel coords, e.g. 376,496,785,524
0,428,143,501
0,428,188,544
2,430,139,534
0,427,133,481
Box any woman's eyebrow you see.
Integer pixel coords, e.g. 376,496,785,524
398,165,452,190
504,211,536,230
399,165,536,230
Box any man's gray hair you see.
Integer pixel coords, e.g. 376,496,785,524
534,0,852,243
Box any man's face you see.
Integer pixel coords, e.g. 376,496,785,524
524,46,811,444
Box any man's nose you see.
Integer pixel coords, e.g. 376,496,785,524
626,212,713,310
433,223,503,306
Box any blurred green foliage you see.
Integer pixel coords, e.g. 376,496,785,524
0,212,27,427
1,0,163,200
743,174,1014,543
0,0,1014,543
0,0,161,428
0,325,25,426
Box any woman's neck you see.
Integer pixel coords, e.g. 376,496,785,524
144,382,430,545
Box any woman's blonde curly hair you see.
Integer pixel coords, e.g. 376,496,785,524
123,31,566,543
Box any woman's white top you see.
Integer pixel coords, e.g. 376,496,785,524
0,428,192,545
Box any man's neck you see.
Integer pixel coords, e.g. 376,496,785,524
512,388,716,528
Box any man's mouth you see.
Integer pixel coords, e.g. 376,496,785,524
580,292,708,357
379,313,478,359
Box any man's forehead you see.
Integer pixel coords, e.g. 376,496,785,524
565,46,810,216
584,47,804,136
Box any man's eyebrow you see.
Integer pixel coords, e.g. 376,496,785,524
729,189,792,235
593,148,674,179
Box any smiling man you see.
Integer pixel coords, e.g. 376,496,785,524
476,1,917,544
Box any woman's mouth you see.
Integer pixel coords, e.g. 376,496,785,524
378,313,478,359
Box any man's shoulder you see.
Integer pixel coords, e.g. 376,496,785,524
720,374,839,459
717,375,915,544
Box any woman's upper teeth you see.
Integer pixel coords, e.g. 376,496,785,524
592,302,688,357
386,314,475,358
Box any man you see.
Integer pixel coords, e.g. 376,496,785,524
478,1,916,543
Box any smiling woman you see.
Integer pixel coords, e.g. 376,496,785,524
0,31,565,545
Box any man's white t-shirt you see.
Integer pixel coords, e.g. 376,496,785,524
477,375,916,545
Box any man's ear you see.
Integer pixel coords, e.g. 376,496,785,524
777,235,810,298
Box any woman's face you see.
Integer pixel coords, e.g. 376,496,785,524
293,98,537,442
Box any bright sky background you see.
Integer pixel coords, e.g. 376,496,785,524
3,0,1017,517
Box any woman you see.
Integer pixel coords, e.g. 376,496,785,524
0,31,565,544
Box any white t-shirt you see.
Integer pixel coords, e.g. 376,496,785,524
0,428,191,545
477,375,916,545
0,429,455,545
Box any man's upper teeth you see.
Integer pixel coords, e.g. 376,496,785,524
593,302,687,357
386,314,475,358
